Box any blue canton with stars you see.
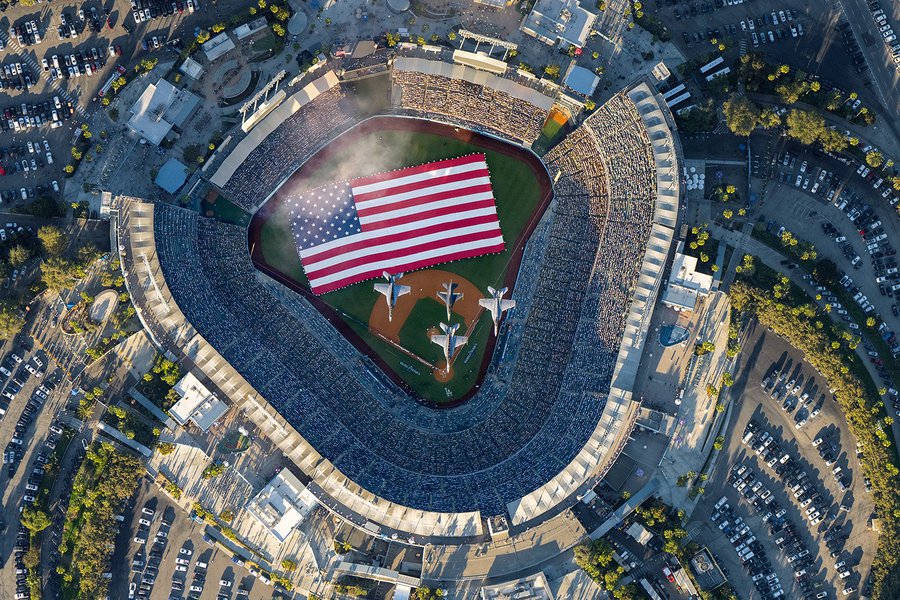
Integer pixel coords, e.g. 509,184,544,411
287,182,361,251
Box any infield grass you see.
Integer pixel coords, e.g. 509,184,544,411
254,121,544,402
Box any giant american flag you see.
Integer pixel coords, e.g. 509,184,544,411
289,154,505,295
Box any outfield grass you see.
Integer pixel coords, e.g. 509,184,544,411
255,121,545,402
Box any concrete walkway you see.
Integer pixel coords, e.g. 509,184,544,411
129,387,177,429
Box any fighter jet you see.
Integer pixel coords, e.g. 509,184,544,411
373,272,410,322
430,322,468,374
478,286,516,336
436,281,463,321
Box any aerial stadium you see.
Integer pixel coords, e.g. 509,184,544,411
116,50,681,543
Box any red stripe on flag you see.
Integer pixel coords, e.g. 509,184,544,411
303,229,504,279
350,154,486,188
302,213,501,265
356,183,494,219
352,168,491,204
311,243,506,294
362,198,498,231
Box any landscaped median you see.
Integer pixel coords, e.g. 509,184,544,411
57,442,144,599
730,264,900,599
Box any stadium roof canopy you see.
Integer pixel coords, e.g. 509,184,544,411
210,71,340,192
127,79,200,145
563,65,599,97
203,32,236,62
154,158,190,194
452,50,507,75
520,0,598,48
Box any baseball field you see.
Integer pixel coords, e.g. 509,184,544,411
248,116,552,404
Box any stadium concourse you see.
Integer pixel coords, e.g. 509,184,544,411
114,51,682,547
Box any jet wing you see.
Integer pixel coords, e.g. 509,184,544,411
373,283,391,295
430,334,448,348
499,299,516,311
449,336,468,353
397,285,411,296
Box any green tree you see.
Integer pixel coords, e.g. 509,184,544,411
41,257,79,291
281,559,297,571
8,245,30,267
722,94,760,136
21,507,51,535
38,225,67,256
140,58,158,72
197,30,211,44
272,23,286,36
785,109,825,145
713,435,725,450
0,305,25,340
818,128,849,153
543,64,561,79
867,150,884,168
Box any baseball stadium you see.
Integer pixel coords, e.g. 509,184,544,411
248,116,553,404
117,51,682,542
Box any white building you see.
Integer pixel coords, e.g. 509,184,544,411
661,241,714,312
127,79,201,146
169,372,230,431
480,573,555,600
246,470,318,541
520,0,597,48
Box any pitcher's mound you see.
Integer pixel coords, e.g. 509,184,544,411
433,362,452,382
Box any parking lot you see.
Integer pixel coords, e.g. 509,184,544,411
690,323,878,599
0,0,249,208
111,478,285,600
651,0,885,108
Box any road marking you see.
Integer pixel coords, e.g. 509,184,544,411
0,32,87,117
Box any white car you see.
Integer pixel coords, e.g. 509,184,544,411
179,548,192,556
175,564,188,572
10,353,23,364
141,507,154,516
138,518,152,527
129,582,136,599
220,580,232,587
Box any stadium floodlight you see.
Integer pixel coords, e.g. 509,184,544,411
239,70,286,125
457,29,517,60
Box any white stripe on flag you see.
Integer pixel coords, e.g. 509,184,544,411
359,191,496,226
299,206,500,259
302,221,502,273
351,160,487,196
354,175,492,212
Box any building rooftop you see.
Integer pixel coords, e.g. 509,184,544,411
480,573,554,600
246,470,318,541
662,244,714,312
203,32,236,62
564,64,599,97
520,0,597,48
127,79,201,146
154,158,189,194
169,371,229,431
179,57,204,80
